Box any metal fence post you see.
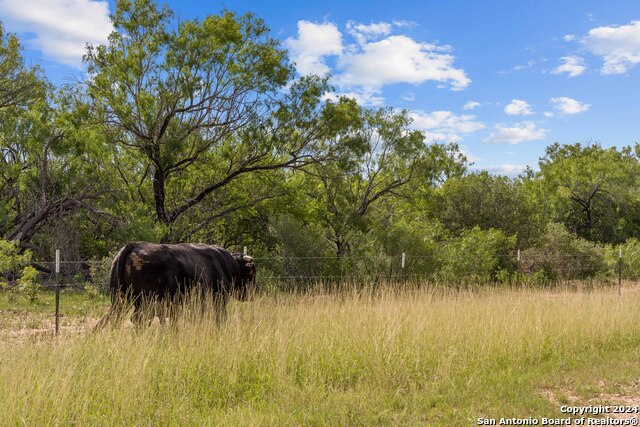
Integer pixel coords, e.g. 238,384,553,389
619,247,622,296
55,249,60,336
516,248,521,287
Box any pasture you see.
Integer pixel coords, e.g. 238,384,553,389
1,282,640,425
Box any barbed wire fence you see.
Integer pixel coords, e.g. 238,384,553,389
22,247,633,290
1,247,634,334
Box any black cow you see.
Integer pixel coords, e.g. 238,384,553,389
99,242,256,327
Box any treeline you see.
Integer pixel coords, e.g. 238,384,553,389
2,1,640,287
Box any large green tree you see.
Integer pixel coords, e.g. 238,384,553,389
0,23,112,267
304,105,459,258
431,171,539,245
0,22,43,109
84,0,345,242
535,142,640,243
0,85,113,264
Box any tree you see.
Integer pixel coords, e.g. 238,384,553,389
438,227,516,283
0,25,113,266
432,171,539,244
0,86,114,265
0,22,43,109
519,222,605,280
305,105,440,257
536,143,640,243
84,0,343,242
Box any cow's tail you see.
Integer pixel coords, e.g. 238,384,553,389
94,243,138,332
109,243,137,305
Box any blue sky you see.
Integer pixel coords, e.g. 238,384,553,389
1,0,639,176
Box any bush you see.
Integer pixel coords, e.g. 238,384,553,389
88,256,113,294
369,218,444,278
83,282,102,302
438,227,517,283
604,238,640,279
520,223,606,281
262,215,339,280
0,239,32,281
16,266,39,303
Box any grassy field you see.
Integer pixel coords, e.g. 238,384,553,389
1,282,640,425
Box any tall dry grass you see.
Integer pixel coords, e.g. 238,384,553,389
1,283,640,425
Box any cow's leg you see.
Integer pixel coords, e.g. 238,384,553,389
213,292,228,324
165,292,184,328
93,291,129,331
159,295,177,327
132,296,155,328
199,289,210,322
93,312,111,332
112,294,131,326
157,303,167,326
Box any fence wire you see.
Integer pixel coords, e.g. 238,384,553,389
8,251,632,288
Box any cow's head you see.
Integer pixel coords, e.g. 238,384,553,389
232,253,256,301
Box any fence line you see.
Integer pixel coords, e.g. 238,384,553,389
31,255,625,263
6,247,635,287
2,248,632,337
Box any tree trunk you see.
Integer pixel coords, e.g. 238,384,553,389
335,236,349,259
152,168,168,225
152,168,176,243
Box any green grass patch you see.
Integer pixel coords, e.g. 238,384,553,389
1,284,639,425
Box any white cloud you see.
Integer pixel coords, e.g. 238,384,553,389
402,92,415,101
285,21,343,76
478,164,528,176
550,97,590,114
337,35,470,91
564,34,576,42
582,20,640,74
346,21,392,45
409,110,484,142
513,60,535,71
322,89,385,106
544,111,555,118
463,101,481,110
500,60,536,74
552,56,586,77
484,121,547,145
287,20,470,99
504,99,534,116
392,19,418,29
0,0,112,68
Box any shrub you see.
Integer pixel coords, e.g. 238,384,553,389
604,238,640,279
369,218,444,278
438,227,517,283
520,223,606,280
16,266,40,303
262,215,338,280
88,256,113,294
0,239,32,281
83,282,102,302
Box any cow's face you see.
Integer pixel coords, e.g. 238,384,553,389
232,254,256,301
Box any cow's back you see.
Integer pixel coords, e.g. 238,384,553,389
115,242,241,299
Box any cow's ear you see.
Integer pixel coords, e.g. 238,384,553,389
235,254,253,270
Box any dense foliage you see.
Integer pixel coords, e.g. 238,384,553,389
1,0,639,286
